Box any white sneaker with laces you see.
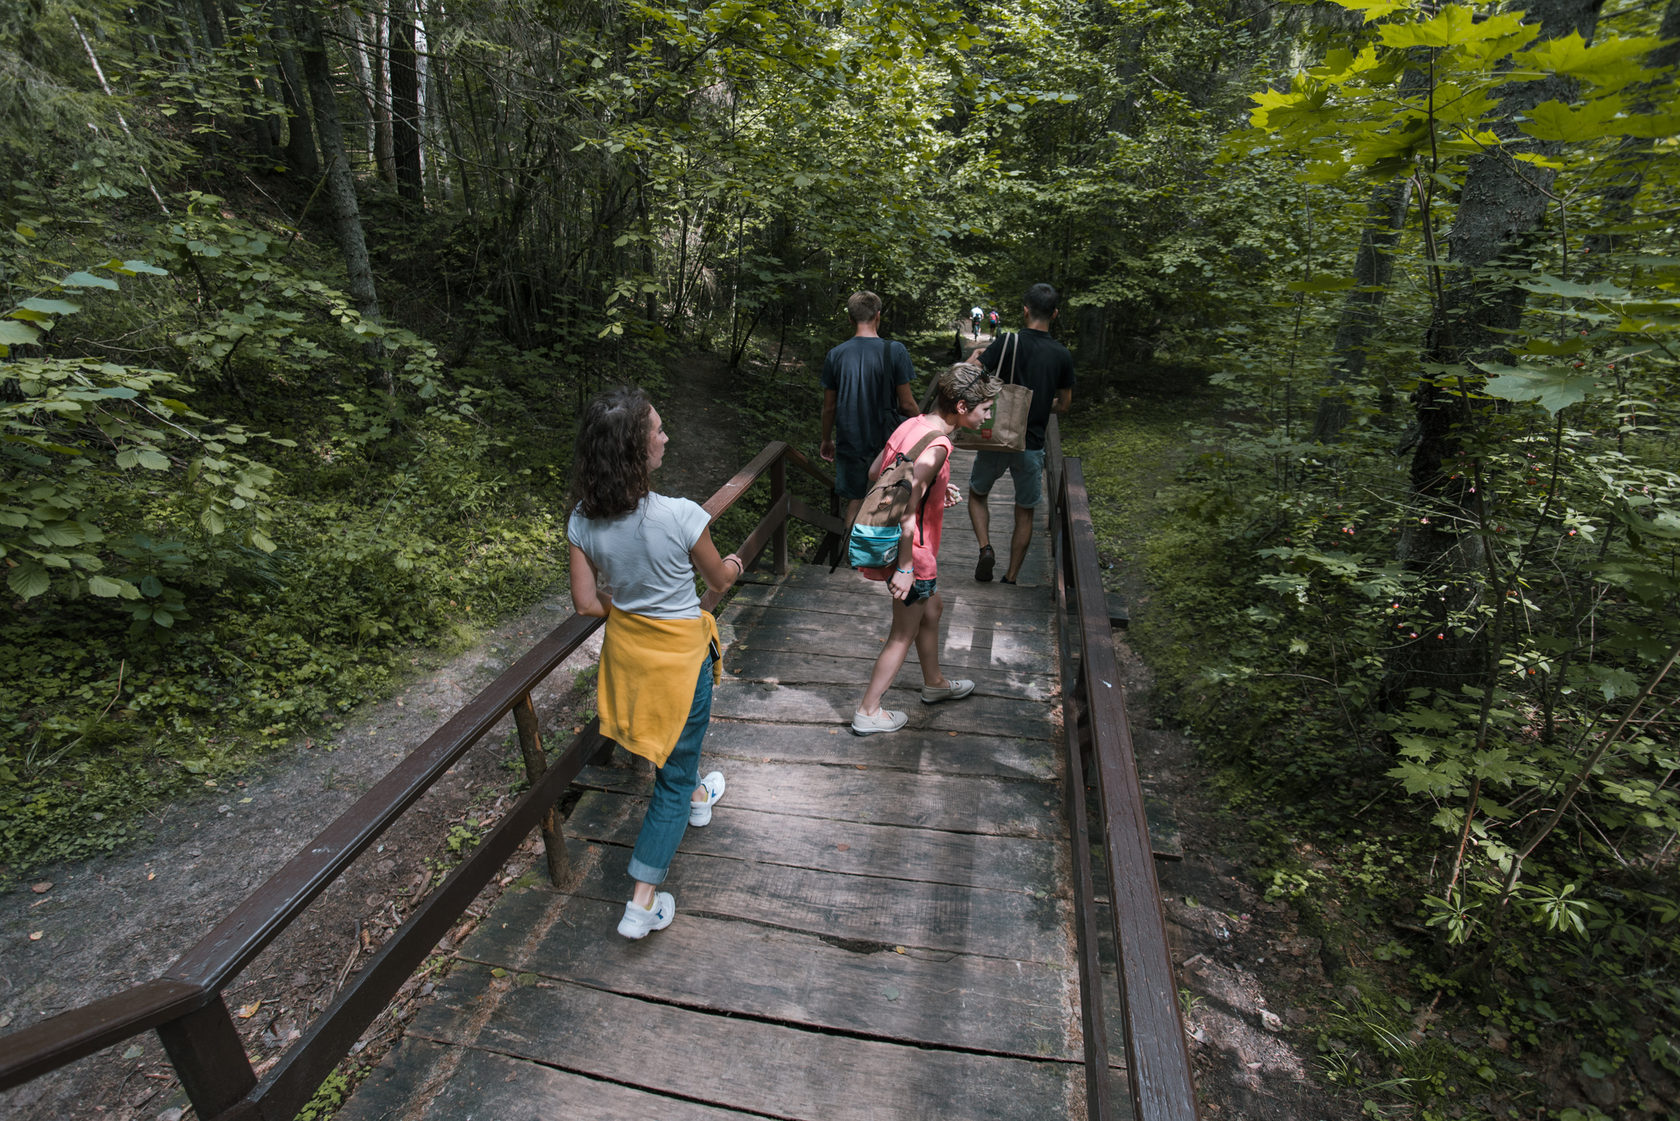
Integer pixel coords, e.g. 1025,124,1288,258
851,708,908,735
690,771,726,826
920,679,976,704
617,892,675,940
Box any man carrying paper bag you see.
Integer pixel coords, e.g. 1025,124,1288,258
964,283,1075,586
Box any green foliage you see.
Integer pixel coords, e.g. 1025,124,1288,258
1076,1,1680,1113
293,1062,363,1121
1,196,570,877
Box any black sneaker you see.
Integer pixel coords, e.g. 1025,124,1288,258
975,545,995,582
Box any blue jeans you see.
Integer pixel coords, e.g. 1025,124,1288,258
627,652,715,885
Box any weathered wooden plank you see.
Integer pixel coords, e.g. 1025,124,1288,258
407,964,1084,1121
718,614,1059,679
338,1036,759,1121
709,680,1055,739
721,644,1057,702
559,838,1072,966
672,717,1063,781
727,579,1058,633
575,758,1064,839
456,892,1080,1060
565,789,1066,891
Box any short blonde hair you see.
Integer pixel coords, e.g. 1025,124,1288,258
846,290,882,323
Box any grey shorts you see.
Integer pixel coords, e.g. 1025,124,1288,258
969,449,1045,507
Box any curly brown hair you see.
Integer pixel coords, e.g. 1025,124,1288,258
571,386,654,519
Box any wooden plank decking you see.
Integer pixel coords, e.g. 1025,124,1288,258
337,455,1114,1120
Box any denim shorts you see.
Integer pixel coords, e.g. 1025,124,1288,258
903,577,937,606
833,451,877,501
969,448,1045,507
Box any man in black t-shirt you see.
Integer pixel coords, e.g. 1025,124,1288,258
820,291,919,523
968,283,1075,585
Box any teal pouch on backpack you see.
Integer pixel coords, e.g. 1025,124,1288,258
843,428,942,572
847,523,905,569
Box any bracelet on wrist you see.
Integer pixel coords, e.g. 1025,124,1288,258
896,566,913,575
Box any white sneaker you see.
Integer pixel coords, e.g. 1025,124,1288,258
690,771,726,826
851,708,908,735
617,892,675,940
920,679,976,704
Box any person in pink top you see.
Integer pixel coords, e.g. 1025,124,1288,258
851,364,1000,735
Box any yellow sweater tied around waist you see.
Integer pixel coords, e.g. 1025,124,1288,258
597,607,722,767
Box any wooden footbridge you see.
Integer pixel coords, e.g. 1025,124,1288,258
1,430,1198,1121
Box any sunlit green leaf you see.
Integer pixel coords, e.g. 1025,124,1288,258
60,271,119,290
87,574,129,598
17,297,80,316
0,320,43,345
1520,97,1625,142
1475,362,1599,415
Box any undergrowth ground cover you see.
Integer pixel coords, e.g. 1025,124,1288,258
1,379,573,878
1070,368,1680,1120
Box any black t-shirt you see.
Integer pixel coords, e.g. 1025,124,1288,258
978,328,1075,450
821,336,915,458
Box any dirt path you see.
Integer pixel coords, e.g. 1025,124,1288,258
0,357,746,1121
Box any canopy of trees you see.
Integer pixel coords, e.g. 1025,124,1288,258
3,0,1677,1115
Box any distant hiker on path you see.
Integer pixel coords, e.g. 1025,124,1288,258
566,386,738,940
851,365,1000,735
970,304,983,338
820,291,919,524
988,308,999,333
967,283,1075,585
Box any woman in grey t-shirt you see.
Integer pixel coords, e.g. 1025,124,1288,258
567,387,743,939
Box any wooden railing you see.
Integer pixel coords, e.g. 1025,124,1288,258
3,422,1197,1121
1048,414,1201,1121
0,441,841,1121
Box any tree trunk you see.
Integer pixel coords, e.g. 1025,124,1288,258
369,10,395,183
389,0,423,202
1311,178,1411,442
340,7,376,163
271,23,319,178
1385,0,1605,701
294,0,382,329
425,0,471,213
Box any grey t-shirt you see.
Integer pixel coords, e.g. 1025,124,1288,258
567,493,712,619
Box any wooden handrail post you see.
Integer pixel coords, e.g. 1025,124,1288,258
154,996,256,1121
512,693,570,886
771,454,789,574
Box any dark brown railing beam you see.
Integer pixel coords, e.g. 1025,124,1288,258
156,995,256,1120
1060,459,1199,1121
0,980,202,1090
1053,512,1117,1121
166,612,606,995
247,719,602,1121
512,693,569,886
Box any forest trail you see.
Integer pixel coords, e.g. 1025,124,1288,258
0,346,1346,1120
